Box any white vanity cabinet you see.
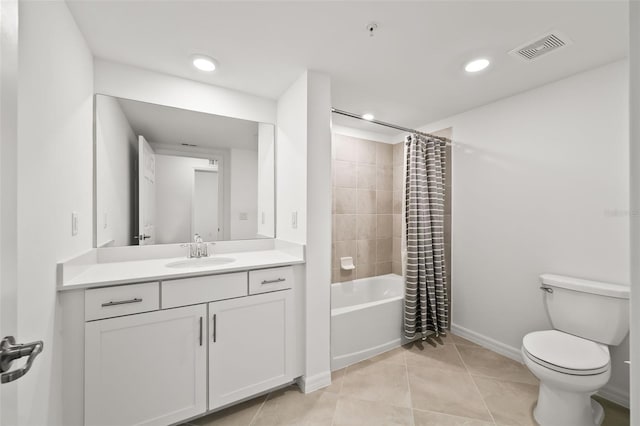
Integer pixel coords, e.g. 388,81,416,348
209,289,293,409
82,266,296,426
85,304,207,426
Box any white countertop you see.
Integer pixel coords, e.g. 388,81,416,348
58,249,305,290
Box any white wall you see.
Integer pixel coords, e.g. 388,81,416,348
0,1,19,424
94,59,276,124
95,95,137,247
17,2,94,424
419,60,630,405
276,71,332,390
331,124,398,144
257,123,275,237
229,149,258,239
276,73,307,244
304,71,332,385
629,3,639,421
154,155,211,244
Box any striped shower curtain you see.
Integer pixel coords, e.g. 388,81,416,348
403,133,449,340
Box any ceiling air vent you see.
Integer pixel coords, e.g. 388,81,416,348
509,31,572,61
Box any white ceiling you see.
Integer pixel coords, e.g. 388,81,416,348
113,96,260,150
68,1,628,135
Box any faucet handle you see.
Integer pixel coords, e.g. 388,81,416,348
180,242,195,258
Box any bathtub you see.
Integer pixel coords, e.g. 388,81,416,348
331,274,404,370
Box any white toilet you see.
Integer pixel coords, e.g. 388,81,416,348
521,274,629,426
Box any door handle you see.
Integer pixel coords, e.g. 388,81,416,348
199,317,203,346
212,314,217,343
0,336,43,384
134,234,151,240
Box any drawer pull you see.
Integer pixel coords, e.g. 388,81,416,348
101,298,143,307
261,278,286,285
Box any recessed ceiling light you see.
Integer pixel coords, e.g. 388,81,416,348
464,58,490,73
362,113,375,121
192,55,217,72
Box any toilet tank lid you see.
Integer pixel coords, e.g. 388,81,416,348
540,274,629,299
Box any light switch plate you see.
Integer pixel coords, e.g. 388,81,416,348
291,211,298,229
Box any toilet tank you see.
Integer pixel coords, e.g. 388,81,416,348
540,274,629,345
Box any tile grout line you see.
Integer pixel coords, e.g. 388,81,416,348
453,342,498,426
402,349,417,426
330,366,349,426
330,372,343,426
247,393,270,426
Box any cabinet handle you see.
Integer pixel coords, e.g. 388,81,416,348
261,278,286,285
213,314,217,343
199,317,203,346
101,298,142,307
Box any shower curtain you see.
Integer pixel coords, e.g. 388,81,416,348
403,133,449,340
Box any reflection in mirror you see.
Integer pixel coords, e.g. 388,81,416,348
95,95,275,247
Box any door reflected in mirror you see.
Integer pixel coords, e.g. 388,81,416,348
95,95,275,247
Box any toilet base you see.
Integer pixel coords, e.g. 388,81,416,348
533,383,604,426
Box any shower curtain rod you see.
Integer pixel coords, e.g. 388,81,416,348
331,107,450,143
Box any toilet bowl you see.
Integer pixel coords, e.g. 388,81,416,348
522,330,610,426
522,274,629,426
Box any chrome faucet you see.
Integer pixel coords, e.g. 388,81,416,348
194,234,205,258
181,234,213,258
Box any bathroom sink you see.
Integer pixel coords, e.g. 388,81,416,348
166,257,235,269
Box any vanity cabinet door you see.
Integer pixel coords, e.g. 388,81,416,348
209,290,293,409
85,305,207,426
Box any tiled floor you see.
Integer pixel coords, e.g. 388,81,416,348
183,333,630,426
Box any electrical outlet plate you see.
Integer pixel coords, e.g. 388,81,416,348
71,212,79,236
291,211,298,229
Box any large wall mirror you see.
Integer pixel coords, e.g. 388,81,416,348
94,95,275,247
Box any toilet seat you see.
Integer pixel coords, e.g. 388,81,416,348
522,330,610,376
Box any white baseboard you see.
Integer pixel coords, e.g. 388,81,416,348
296,371,331,394
597,385,630,409
450,323,630,408
451,323,523,362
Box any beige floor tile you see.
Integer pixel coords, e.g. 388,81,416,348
450,334,481,348
341,359,412,408
251,386,338,426
324,368,346,394
404,340,467,373
594,395,630,426
191,394,267,426
413,409,494,426
367,347,406,366
333,396,414,426
421,333,456,346
456,345,538,385
473,376,538,426
408,366,493,421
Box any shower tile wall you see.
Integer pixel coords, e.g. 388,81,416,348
332,134,394,282
332,130,451,287
391,143,404,276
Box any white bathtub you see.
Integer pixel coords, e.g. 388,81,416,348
331,274,404,370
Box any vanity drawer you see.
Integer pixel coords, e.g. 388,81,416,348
85,282,159,321
249,267,294,295
161,272,247,309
